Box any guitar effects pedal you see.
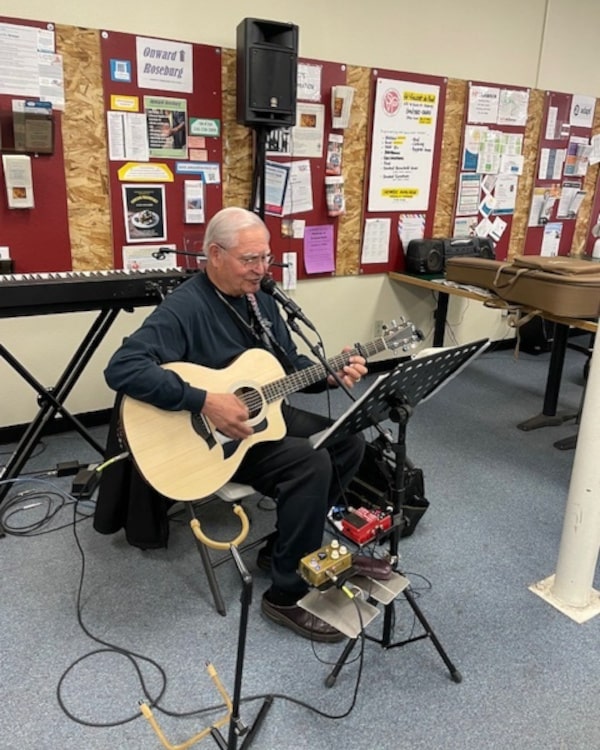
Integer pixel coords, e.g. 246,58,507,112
299,540,353,587
341,506,392,545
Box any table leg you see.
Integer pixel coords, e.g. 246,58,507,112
433,292,449,347
517,323,577,431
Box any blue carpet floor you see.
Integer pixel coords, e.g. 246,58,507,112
0,343,598,750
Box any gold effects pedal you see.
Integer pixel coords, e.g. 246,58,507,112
299,540,352,588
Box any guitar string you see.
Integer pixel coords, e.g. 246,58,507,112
207,322,406,415
210,287,410,415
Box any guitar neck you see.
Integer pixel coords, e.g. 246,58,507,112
262,337,388,404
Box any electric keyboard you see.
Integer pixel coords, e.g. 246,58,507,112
0,267,196,317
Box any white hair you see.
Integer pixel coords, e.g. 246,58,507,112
203,207,269,251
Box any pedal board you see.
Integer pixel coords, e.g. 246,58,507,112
299,540,353,588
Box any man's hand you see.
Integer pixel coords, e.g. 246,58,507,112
202,392,253,439
327,347,368,389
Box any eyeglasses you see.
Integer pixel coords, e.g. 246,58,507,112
216,244,274,268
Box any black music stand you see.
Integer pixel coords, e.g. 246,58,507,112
311,339,490,686
210,545,273,750
142,544,272,750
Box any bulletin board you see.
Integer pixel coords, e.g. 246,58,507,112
360,68,447,274
1,13,597,282
259,57,348,282
99,30,223,269
524,90,596,256
0,16,72,273
451,80,531,262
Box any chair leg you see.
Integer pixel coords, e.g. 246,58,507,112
186,503,227,616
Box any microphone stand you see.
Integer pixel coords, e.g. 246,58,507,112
283,313,397,451
152,247,288,268
283,313,356,400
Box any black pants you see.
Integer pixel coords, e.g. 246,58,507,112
232,402,365,596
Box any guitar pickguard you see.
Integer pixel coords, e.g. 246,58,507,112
190,388,269,460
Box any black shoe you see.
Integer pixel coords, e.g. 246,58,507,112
261,593,344,643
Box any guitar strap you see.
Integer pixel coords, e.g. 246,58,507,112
205,271,295,375
246,292,295,375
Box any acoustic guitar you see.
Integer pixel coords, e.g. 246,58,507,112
120,320,421,501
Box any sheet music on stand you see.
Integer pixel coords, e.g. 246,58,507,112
310,339,490,450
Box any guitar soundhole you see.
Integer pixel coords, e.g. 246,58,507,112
235,386,262,420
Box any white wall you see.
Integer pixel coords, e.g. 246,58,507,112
2,0,599,427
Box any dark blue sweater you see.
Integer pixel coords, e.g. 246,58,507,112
104,272,315,413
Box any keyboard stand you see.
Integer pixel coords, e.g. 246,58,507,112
0,307,122,519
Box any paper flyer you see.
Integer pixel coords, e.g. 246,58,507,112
122,183,167,243
184,179,205,223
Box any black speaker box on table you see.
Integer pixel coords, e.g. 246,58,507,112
405,236,495,275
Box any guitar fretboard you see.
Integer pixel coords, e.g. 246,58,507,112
262,337,391,404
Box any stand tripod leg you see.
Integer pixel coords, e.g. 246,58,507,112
324,638,358,688
238,696,273,749
401,587,462,683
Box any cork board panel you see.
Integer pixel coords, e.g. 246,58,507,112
336,64,370,276
572,103,600,255
509,87,544,259
432,77,466,237
57,25,112,271
222,48,253,209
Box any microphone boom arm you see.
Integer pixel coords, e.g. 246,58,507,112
152,247,288,267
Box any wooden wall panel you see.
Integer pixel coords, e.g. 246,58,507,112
509,88,544,258
336,64,370,276
572,104,600,255
433,78,466,238
222,48,252,209
57,25,112,270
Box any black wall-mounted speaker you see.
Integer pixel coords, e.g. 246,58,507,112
236,18,299,128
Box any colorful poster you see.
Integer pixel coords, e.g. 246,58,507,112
144,96,187,159
368,77,440,212
122,183,167,243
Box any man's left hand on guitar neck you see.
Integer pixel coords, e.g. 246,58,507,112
326,349,368,389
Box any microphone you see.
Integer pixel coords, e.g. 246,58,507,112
260,276,317,331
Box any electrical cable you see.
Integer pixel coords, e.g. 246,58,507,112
54,471,368,733
56,494,170,728
0,476,93,536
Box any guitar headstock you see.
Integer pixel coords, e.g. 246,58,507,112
381,319,424,352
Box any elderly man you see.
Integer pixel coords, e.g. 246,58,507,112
104,206,367,642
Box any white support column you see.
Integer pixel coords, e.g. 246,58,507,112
529,322,600,623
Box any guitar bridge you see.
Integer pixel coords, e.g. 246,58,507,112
191,413,216,448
